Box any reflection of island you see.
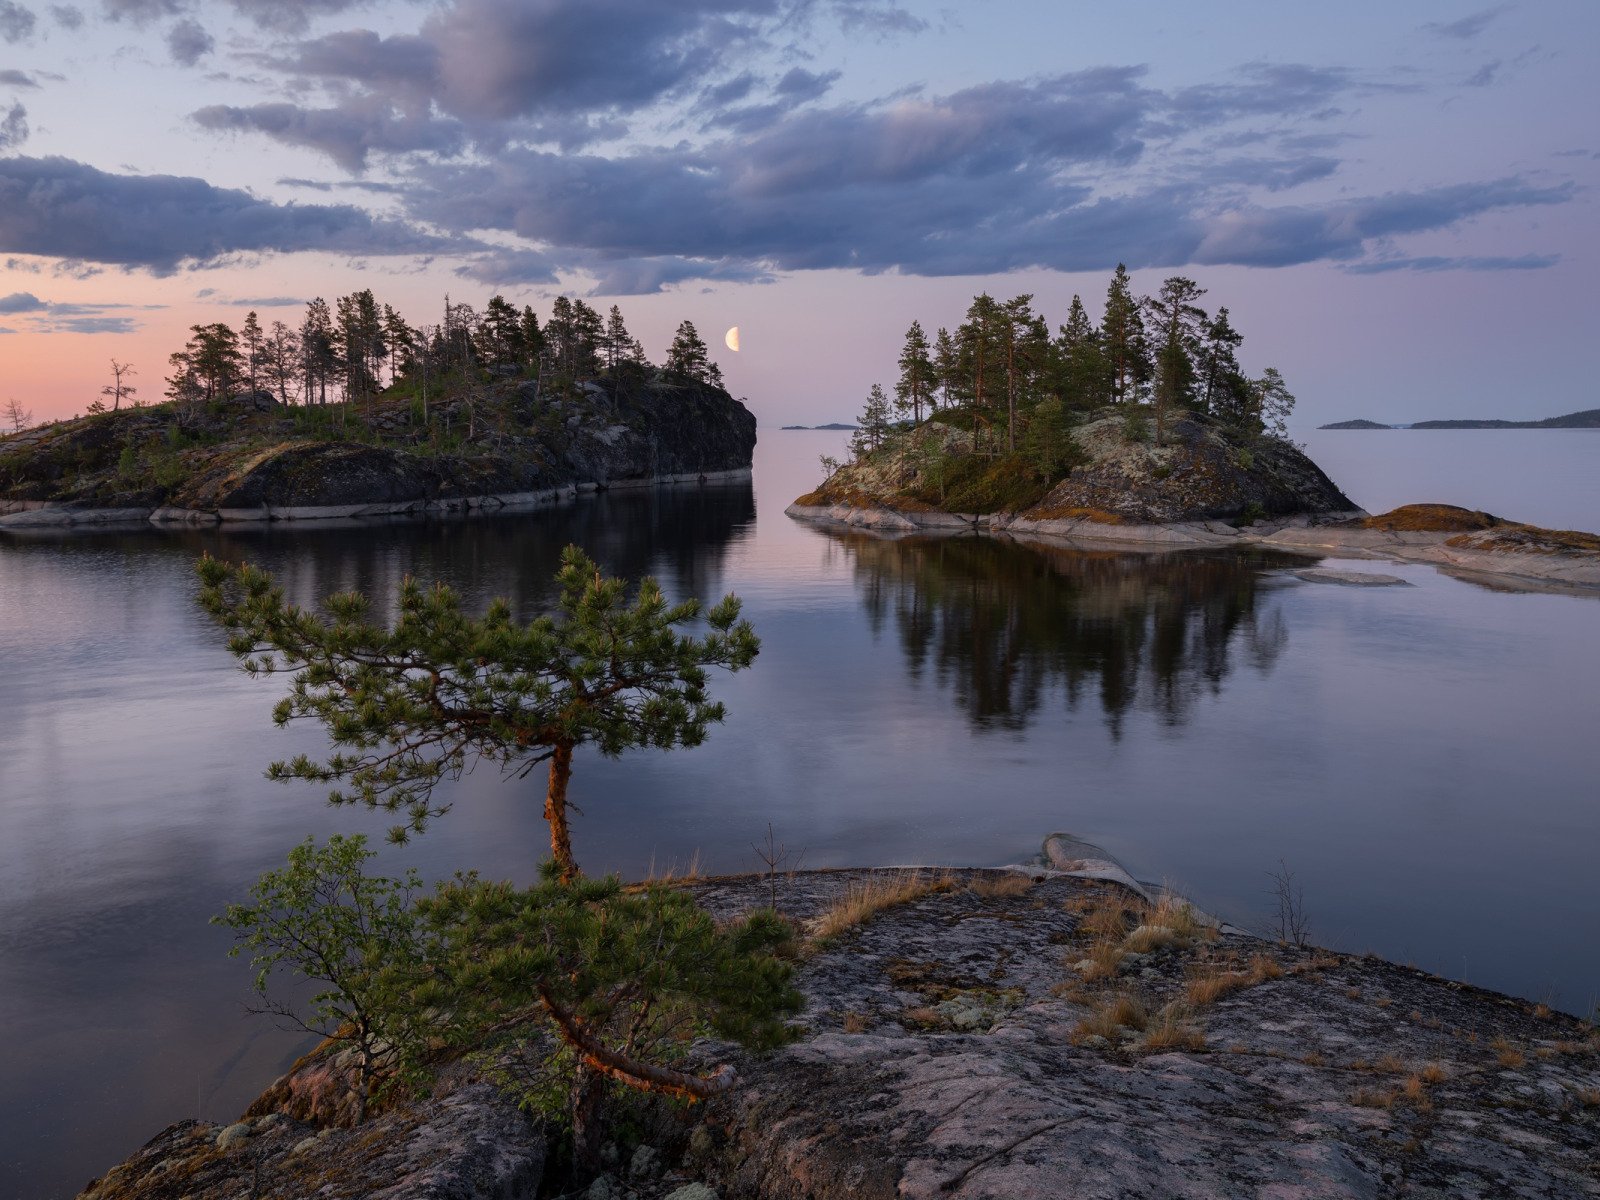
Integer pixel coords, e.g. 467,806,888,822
839,532,1300,735
24,478,757,627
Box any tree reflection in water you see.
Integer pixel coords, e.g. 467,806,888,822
836,532,1301,735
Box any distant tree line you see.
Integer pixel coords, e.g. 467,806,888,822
146,292,723,415
854,266,1295,460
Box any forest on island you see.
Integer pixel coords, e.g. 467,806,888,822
847,266,1296,471
81,292,725,421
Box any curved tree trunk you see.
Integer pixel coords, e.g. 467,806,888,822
538,985,736,1102
545,741,579,882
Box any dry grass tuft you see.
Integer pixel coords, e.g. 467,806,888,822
1491,1037,1526,1069
1533,1003,1553,1020
1137,1005,1206,1053
967,871,1036,899
841,1011,869,1034
1577,1088,1600,1108
1400,1075,1435,1111
1071,993,1149,1044
1079,900,1138,941
1077,940,1128,984
1351,1086,1396,1110
1419,1062,1449,1084
1301,1051,1327,1068
1246,953,1283,984
1373,1053,1407,1075
1186,967,1248,1008
902,1006,943,1029
810,870,955,940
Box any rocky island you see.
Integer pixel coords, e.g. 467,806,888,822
786,410,1600,591
0,295,754,531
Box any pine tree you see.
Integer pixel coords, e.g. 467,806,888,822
240,311,264,395
956,294,1006,454
196,546,759,884
1196,307,1244,417
1145,276,1208,445
100,358,138,411
850,383,893,459
932,327,959,411
665,320,713,383
893,320,936,423
1252,367,1296,442
1101,265,1147,409
299,299,336,405
1054,296,1109,411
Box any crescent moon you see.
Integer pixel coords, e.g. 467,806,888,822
725,326,741,352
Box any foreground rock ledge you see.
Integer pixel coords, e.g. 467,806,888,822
81,868,1600,1199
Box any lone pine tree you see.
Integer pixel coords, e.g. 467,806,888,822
197,545,759,882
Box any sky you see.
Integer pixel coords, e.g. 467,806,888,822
0,0,1596,427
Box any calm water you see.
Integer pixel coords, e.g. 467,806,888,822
2,430,1598,1198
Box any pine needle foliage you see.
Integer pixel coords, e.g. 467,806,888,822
421,866,800,1134
196,545,760,880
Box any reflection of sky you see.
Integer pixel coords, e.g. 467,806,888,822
1,1,1597,428
2,432,1599,1194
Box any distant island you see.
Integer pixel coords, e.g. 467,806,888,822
1319,408,1600,430
781,422,859,430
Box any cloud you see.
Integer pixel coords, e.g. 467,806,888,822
225,0,395,35
774,66,838,102
1422,6,1506,40
826,0,925,36
0,68,38,87
0,155,460,271
0,1,36,42
0,100,25,149
277,175,405,194
48,3,81,27
49,315,140,332
0,289,46,312
193,100,468,173
166,17,213,65
100,0,186,25
1190,178,1573,267
1343,253,1560,274
395,64,1573,288
228,295,302,306
1464,60,1499,88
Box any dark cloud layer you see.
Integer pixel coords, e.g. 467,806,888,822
194,100,468,172
166,16,213,65
0,67,38,87
0,155,455,271
396,63,1572,293
0,0,35,42
0,100,26,148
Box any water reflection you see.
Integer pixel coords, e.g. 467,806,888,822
836,532,1302,735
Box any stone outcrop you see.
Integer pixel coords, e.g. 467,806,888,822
0,377,756,528
681,867,1599,1199
75,864,1600,1199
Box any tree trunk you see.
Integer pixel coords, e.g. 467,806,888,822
545,742,579,882
570,1063,608,1171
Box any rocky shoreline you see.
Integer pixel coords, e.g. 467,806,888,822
0,467,752,530
784,500,1600,592
78,848,1600,1200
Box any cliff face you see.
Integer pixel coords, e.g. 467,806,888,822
792,409,1355,527
0,377,756,523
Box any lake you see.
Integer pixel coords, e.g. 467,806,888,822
1,427,1597,1198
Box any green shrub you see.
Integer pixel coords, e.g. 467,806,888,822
913,453,1051,514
